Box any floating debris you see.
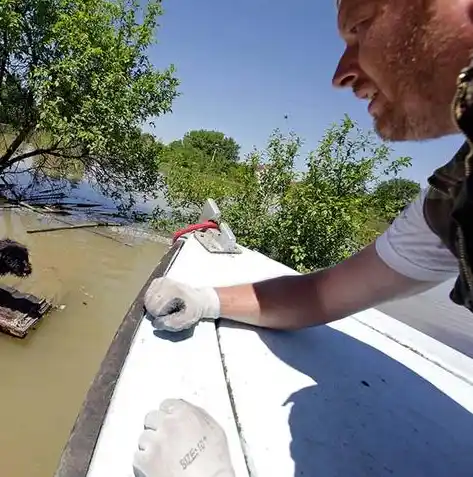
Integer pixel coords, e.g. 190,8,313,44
0,285,52,338
27,221,117,234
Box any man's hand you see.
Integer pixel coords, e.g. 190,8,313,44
133,399,236,477
144,278,220,332
145,243,437,333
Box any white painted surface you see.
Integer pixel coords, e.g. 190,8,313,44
86,239,250,477
378,278,473,359
352,308,473,385
87,235,473,477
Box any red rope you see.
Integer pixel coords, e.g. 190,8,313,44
172,220,219,243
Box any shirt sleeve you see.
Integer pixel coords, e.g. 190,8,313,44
375,188,459,282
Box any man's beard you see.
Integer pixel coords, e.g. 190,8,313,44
372,90,459,142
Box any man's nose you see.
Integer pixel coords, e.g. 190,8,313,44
332,47,361,88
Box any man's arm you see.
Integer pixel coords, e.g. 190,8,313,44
216,242,436,330
216,189,460,330
145,190,458,333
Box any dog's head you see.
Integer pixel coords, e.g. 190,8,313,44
0,239,32,277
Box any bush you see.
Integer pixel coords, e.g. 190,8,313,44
155,115,414,272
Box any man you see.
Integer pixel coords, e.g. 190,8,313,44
134,1,473,474
145,0,472,335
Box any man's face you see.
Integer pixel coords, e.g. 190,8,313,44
333,0,473,141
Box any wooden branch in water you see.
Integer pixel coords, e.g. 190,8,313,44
18,200,41,213
17,202,64,214
67,202,103,208
18,200,65,215
27,222,119,234
16,200,133,247
26,194,67,202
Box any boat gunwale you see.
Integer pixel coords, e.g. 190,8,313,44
53,239,185,477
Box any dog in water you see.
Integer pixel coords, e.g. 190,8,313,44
0,239,32,277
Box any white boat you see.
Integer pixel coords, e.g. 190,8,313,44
54,200,473,477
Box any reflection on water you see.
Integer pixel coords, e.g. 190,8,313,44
2,157,168,222
0,207,168,477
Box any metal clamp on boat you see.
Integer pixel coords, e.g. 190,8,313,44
174,199,242,255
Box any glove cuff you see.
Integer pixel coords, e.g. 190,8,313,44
197,287,221,319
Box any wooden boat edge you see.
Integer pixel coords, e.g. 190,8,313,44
53,239,184,477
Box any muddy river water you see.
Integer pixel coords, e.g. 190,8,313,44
0,207,168,477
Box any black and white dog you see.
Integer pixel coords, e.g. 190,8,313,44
0,239,32,277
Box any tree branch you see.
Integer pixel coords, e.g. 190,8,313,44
0,125,34,169
0,139,67,171
4,147,55,165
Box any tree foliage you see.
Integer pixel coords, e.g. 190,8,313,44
153,130,244,227
166,129,240,172
372,177,421,224
156,116,414,272
0,0,179,207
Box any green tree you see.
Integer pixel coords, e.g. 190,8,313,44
265,117,411,270
169,130,240,171
372,177,421,224
155,143,244,230
0,0,179,207
156,115,413,272
153,129,243,222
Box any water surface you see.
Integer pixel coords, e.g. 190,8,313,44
0,207,167,477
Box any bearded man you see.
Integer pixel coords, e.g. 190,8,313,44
135,2,473,475
145,0,473,336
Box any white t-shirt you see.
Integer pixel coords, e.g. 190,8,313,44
375,188,459,283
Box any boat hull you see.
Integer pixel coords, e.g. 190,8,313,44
55,234,473,477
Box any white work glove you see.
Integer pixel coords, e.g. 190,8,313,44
144,278,220,332
133,398,236,477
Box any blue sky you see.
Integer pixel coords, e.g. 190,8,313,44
145,0,464,187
